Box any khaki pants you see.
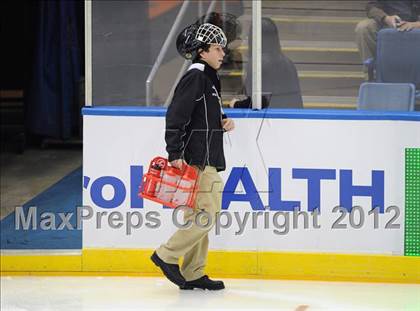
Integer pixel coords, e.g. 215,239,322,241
355,19,390,67
156,166,223,281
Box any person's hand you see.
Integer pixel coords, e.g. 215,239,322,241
222,118,235,132
170,159,185,169
229,98,238,108
384,15,402,28
397,21,420,31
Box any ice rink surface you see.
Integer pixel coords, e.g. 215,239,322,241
1,276,419,311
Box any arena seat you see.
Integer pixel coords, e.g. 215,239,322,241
358,82,415,111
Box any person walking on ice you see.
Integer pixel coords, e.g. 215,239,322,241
151,18,235,290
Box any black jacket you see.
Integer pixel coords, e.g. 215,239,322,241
367,1,420,24
165,60,227,172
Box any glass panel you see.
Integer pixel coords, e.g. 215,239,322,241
258,0,366,110
216,1,252,110
229,0,419,111
91,0,249,107
90,0,419,111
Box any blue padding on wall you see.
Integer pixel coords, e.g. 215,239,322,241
0,167,82,250
82,106,420,121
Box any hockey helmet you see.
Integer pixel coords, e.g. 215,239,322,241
176,19,228,60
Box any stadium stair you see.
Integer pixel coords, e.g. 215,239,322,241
220,0,368,109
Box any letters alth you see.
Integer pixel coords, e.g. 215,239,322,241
84,166,385,213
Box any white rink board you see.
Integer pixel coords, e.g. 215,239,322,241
82,109,420,255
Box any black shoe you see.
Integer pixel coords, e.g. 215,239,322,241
151,251,185,287
180,275,225,290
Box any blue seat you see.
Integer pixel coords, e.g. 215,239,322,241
376,29,420,87
366,29,420,89
358,82,415,111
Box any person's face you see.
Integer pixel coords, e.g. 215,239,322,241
200,44,225,70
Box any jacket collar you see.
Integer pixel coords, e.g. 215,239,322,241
188,62,205,72
192,60,221,93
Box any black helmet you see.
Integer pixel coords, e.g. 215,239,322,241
195,12,241,43
176,13,232,60
176,23,202,60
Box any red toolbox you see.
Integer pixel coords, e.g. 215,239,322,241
139,156,199,208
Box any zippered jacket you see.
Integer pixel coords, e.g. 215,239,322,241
165,61,227,172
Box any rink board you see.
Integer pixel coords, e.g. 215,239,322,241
3,107,420,282
82,107,420,255
3,249,419,283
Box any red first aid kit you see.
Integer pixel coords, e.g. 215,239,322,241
139,156,199,209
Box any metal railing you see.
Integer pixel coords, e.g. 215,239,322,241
145,0,191,106
164,0,218,107
252,0,262,110
146,0,262,109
